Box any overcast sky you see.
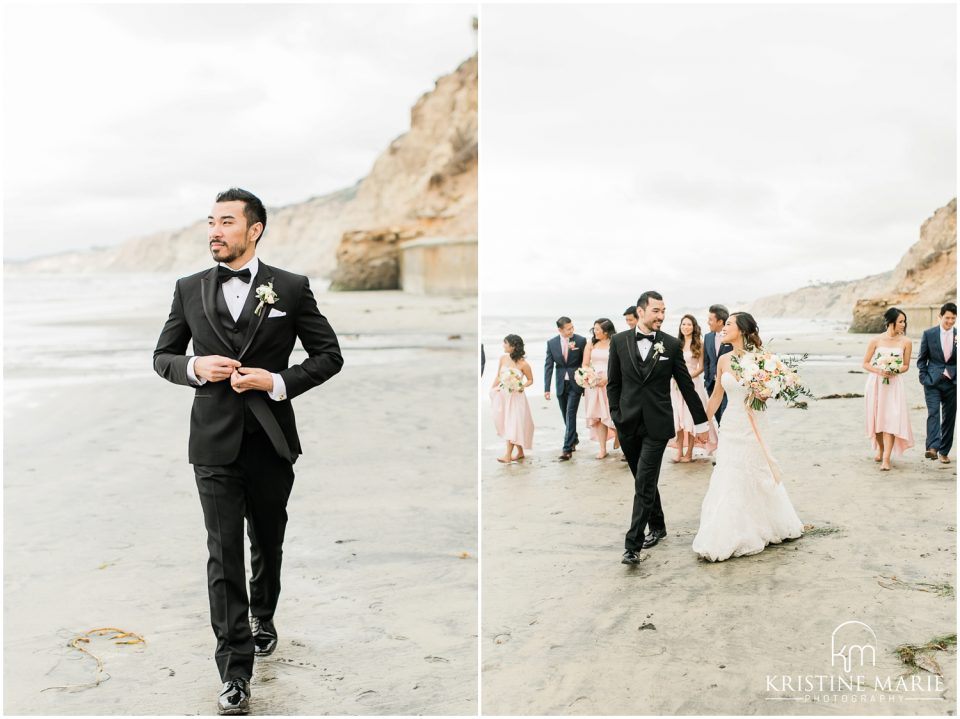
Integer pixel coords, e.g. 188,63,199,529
3,3,476,261
480,4,956,310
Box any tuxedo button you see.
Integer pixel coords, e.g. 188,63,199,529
232,328,240,333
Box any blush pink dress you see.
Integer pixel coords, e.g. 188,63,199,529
864,345,914,456
584,346,616,442
668,349,718,453
490,360,535,449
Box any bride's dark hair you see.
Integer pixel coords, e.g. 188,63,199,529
504,334,525,362
731,312,763,350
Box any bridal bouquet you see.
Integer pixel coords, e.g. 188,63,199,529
731,350,813,411
498,368,527,393
871,350,904,385
574,365,599,388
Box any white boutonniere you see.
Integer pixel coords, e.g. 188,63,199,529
254,281,278,316
654,341,665,355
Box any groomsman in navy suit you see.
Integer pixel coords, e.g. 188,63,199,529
917,302,957,463
544,317,586,460
703,304,733,425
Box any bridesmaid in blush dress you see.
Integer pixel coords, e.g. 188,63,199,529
863,307,914,471
490,334,535,463
583,319,619,459
668,314,718,462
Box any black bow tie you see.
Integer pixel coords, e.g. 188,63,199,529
217,266,251,284
636,332,655,343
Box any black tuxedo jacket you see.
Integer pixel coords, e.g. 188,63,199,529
544,334,587,395
606,329,707,439
153,262,343,466
703,330,734,391
917,326,957,386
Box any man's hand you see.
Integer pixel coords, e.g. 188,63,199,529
695,431,710,444
544,392,551,401
231,367,275,394
194,355,241,382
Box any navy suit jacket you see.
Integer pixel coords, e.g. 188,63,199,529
703,331,734,391
544,334,587,395
917,326,957,386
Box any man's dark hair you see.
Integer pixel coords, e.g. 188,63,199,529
709,304,730,323
623,306,638,319
636,291,663,309
216,188,267,243
556,316,572,329
941,302,957,316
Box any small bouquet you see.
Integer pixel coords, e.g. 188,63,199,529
497,368,527,393
731,350,813,411
871,350,904,385
575,365,599,388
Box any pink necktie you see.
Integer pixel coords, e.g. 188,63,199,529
944,332,952,378
562,339,568,361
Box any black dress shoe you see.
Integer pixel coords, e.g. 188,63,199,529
218,678,250,715
621,550,640,564
642,528,667,549
250,616,278,657
559,452,572,461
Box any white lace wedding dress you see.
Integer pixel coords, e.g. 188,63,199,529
691,372,804,562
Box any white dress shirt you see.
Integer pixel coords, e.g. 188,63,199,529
636,329,708,433
186,256,287,401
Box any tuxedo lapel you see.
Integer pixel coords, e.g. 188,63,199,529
237,264,274,360
201,267,235,353
626,331,643,378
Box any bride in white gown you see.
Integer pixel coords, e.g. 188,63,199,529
691,312,804,562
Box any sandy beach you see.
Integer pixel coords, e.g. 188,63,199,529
4,283,478,715
481,329,956,715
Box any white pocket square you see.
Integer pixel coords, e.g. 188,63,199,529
267,309,287,318
658,356,670,361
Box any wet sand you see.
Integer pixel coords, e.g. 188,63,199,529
4,289,478,715
481,330,956,715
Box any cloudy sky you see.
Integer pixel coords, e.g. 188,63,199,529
3,3,476,261
480,4,956,311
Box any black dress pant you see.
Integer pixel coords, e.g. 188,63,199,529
194,428,295,681
619,429,668,551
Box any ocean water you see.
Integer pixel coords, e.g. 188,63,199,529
3,272,464,407
480,313,855,386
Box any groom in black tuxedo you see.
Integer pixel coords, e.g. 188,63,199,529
607,291,708,563
154,188,343,714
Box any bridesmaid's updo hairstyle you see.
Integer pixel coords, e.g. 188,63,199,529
504,334,525,362
884,307,907,334
592,318,616,343
731,312,763,350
